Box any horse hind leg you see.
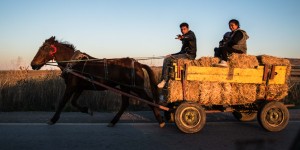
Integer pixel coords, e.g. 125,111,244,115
70,89,93,116
135,89,165,128
108,90,130,127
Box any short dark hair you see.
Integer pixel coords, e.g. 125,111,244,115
229,19,240,28
180,22,189,28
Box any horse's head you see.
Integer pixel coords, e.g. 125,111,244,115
31,36,75,70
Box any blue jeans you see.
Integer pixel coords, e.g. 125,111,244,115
161,53,194,81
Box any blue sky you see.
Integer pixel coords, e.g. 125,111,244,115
0,0,299,69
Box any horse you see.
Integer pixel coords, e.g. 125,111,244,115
31,36,165,127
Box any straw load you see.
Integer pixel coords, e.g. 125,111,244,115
256,55,291,100
165,54,290,105
177,57,220,67
257,55,291,79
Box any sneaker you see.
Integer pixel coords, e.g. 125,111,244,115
157,80,166,89
158,95,167,106
215,60,228,67
159,95,164,101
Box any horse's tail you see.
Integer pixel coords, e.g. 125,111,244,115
141,64,159,103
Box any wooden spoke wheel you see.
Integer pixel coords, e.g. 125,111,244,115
258,101,289,132
175,102,206,133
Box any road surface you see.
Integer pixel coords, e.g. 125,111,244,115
0,110,299,150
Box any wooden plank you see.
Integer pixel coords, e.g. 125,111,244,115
186,66,287,84
268,66,287,84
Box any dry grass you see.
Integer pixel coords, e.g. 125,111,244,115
0,70,150,112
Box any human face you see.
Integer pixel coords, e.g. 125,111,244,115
181,26,189,34
229,22,239,31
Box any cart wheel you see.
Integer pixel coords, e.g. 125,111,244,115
175,102,206,133
257,101,289,132
232,111,257,122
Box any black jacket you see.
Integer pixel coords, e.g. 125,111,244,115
172,30,197,58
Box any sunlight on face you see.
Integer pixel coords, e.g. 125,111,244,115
229,23,238,31
181,26,189,34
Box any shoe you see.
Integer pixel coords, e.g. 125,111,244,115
215,60,228,67
159,95,164,101
158,95,167,106
157,80,166,88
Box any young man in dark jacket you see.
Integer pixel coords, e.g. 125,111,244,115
216,19,249,67
158,22,197,88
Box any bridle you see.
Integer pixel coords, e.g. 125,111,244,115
49,44,58,61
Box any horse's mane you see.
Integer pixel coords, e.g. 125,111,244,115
46,36,76,51
60,41,76,50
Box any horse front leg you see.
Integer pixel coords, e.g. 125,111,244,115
70,89,93,116
47,88,74,125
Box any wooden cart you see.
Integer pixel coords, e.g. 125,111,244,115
163,62,292,133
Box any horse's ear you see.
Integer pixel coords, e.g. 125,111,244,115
45,36,56,43
50,36,55,41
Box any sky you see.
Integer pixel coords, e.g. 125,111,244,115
0,0,299,70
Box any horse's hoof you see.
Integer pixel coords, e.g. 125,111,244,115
47,120,55,125
88,108,93,116
107,123,115,127
159,122,166,128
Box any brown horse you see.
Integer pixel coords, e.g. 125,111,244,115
31,36,165,127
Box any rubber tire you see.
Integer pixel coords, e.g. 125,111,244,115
175,102,206,134
257,101,289,132
232,111,257,122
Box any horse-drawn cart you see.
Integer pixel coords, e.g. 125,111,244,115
66,54,292,134
31,37,293,134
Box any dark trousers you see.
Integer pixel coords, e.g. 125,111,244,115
161,53,194,81
214,47,222,58
219,46,244,61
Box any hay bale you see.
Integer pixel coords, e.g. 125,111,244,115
166,80,183,102
165,55,290,105
209,82,222,104
198,82,211,105
256,84,266,100
184,81,200,102
257,55,291,78
228,53,259,68
231,84,257,104
221,83,232,105
176,57,220,67
194,57,220,67
177,59,193,67
257,84,289,100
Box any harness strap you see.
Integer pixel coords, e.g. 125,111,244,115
131,59,136,86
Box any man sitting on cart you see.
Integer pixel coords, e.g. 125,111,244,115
157,22,197,88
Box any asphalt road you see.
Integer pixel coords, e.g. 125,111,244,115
0,111,300,150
